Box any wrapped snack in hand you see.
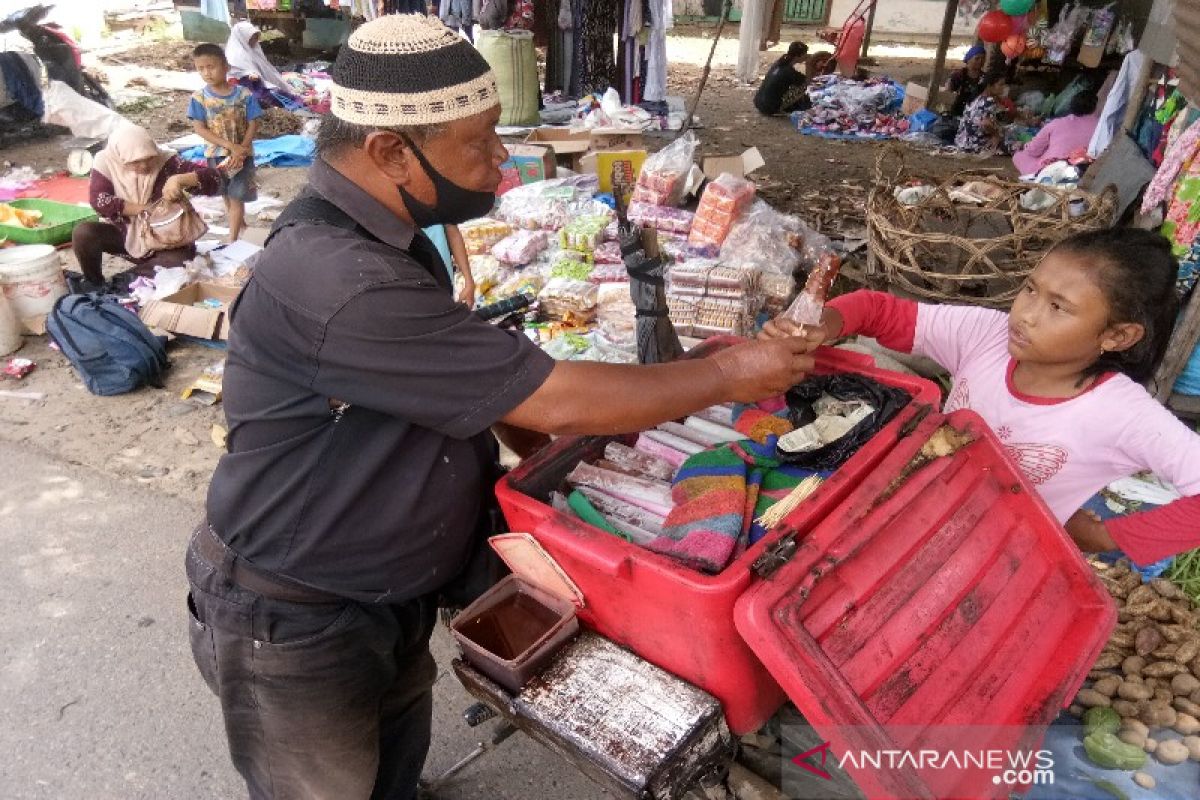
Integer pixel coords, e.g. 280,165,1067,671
782,250,842,326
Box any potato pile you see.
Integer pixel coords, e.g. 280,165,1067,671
1070,560,1200,766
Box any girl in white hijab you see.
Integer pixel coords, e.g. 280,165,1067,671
226,22,288,91
224,22,303,111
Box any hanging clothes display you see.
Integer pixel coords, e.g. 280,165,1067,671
1088,48,1146,158
1141,119,1200,215
1141,117,1200,293
570,0,618,98
503,0,534,30
200,0,231,24
619,0,646,105
440,0,473,39
546,0,573,94
644,0,670,103
382,0,427,13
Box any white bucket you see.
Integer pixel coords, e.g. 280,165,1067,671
0,291,21,356
0,244,68,331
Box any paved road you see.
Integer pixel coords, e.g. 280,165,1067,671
0,441,609,800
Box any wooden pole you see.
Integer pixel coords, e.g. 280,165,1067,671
861,0,879,62
1154,279,1200,402
1120,56,1155,136
681,0,734,137
926,0,960,111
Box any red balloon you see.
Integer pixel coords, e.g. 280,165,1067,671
978,10,1013,43
1001,34,1027,59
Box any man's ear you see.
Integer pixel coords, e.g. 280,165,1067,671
362,131,413,185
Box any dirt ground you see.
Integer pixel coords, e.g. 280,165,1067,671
0,26,1008,507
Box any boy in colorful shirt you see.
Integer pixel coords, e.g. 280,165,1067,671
188,43,262,242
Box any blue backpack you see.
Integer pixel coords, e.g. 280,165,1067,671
47,293,169,396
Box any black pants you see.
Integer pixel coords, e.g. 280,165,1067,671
185,532,437,800
71,220,195,284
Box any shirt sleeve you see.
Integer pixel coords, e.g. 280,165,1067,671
312,257,556,439
187,95,207,122
1107,495,1200,565
913,302,1009,375
244,92,264,122
827,290,919,352
89,170,123,220
1104,395,1200,562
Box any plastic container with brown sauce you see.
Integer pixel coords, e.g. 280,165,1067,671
450,533,584,694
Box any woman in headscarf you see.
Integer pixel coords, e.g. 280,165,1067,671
947,44,989,118
70,124,221,293
224,21,303,111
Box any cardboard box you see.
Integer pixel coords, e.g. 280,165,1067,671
579,149,648,197
701,148,765,181
589,128,645,152
140,282,240,342
525,128,592,170
498,144,556,195
901,82,928,116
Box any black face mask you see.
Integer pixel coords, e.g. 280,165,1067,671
396,134,495,228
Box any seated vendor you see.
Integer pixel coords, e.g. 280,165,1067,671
225,21,303,111
1012,91,1100,175
946,44,987,118
754,42,812,116
70,124,221,293
955,71,1009,153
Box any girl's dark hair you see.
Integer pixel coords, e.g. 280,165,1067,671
983,69,1007,89
1050,228,1180,384
1069,91,1099,116
786,42,809,60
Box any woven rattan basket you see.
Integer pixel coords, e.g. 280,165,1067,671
865,148,1116,307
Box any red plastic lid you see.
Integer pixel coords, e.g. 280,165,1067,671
734,410,1116,800
490,532,585,608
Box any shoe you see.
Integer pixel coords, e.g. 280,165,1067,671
65,272,107,295
107,271,136,296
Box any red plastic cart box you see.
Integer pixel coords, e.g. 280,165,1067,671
495,340,1115,798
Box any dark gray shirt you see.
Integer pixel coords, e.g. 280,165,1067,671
206,159,554,603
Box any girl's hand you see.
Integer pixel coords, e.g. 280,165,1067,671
758,317,830,351
1064,509,1119,553
456,277,476,306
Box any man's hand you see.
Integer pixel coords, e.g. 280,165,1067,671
456,277,476,306
162,175,190,203
758,316,829,345
1065,509,1119,553
709,336,818,404
224,154,245,173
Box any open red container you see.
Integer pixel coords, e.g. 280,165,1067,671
496,339,1116,797
498,340,944,734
